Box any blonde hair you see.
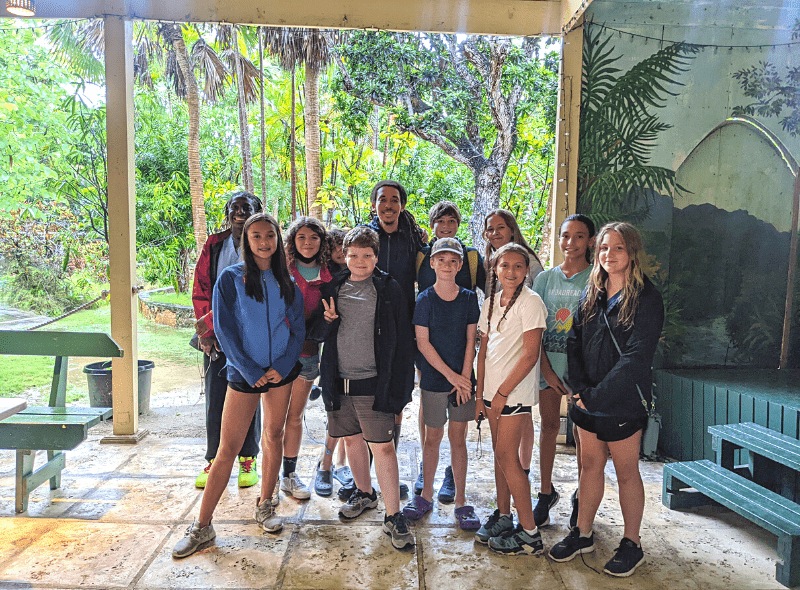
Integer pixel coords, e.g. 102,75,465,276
486,243,529,334
582,222,645,328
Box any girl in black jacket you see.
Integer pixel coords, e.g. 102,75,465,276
548,222,664,578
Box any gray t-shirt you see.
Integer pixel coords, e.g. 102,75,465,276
216,235,240,281
337,278,378,379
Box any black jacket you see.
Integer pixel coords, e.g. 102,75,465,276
365,216,424,314
567,276,664,419
311,267,414,415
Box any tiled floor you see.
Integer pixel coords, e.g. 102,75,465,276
0,398,790,590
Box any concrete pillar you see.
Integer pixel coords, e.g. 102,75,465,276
549,21,584,267
103,14,143,441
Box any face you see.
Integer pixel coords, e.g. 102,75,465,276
345,245,378,281
495,251,528,292
598,231,631,278
246,219,278,268
559,220,593,261
485,215,514,250
430,251,463,281
331,243,345,265
228,196,257,240
432,215,459,239
374,186,404,227
294,226,322,260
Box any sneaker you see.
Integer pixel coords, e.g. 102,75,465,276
475,509,514,545
281,472,311,500
383,511,415,549
413,461,424,496
238,456,258,488
337,478,358,501
254,497,283,533
339,488,379,519
489,524,544,556
533,486,560,527
569,489,579,529
548,526,595,562
271,477,280,506
172,519,216,558
195,460,213,489
603,537,645,577
437,466,455,504
309,385,322,401
399,483,409,500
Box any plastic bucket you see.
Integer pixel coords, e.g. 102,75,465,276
84,360,154,414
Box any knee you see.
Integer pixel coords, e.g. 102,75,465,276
448,425,467,448
263,426,284,445
540,414,561,435
425,427,444,447
371,441,395,458
494,447,518,470
614,465,642,487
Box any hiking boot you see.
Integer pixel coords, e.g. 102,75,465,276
548,526,595,562
569,489,579,529
383,511,415,549
238,456,258,488
271,477,280,506
413,461,424,496
281,472,311,500
533,486,560,527
254,497,283,533
339,488,379,519
475,509,514,545
337,478,358,501
195,460,213,489
488,524,544,556
172,519,215,558
603,537,645,577
437,465,455,504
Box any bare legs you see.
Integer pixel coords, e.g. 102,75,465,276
537,387,562,494
284,377,313,461
489,412,535,531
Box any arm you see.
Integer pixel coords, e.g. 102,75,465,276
495,328,543,406
270,283,307,380
460,323,478,404
416,325,472,397
540,347,568,395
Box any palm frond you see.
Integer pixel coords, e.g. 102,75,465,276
47,19,106,83
192,38,228,103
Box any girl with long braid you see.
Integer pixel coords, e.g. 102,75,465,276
474,243,548,556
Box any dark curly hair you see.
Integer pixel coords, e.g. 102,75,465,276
284,216,331,269
222,191,263,230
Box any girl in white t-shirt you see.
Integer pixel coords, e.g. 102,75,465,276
475,243,547,556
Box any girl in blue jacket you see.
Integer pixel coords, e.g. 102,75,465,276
173,213,305,559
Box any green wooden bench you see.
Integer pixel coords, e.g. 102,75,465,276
664,459,800,587
0,330,123,513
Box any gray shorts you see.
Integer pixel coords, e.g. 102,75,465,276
421,389,476,429
328,395,395,444
298,354,320,381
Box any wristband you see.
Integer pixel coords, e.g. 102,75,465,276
496,390,508,398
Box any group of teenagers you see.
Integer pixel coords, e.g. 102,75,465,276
173,179,664,579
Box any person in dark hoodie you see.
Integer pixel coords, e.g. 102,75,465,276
548,222,663,578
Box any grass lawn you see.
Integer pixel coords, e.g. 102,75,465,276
148,291,192,306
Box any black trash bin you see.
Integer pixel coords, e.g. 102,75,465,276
84,360,154,414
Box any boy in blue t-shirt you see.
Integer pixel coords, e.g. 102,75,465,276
403,238,481,530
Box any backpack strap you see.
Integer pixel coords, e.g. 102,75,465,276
416,250,426,277
467,249,479,290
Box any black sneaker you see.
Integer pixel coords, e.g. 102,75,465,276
603,537,644,577
569,489,579,529
437,465,455,504
383,511,415,549
413,461,424,496
399,482,409,500
338,488,378,519
337,478,357,501
548,526,595,562
488,524,544,556
533,486,560,527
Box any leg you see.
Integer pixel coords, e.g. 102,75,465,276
448,421,469,506
321,434,338,471
283,376,313,464
418,401,427,449
538,388,562,494
198,388,261,526
608,430,644,544
258,383,294,503
576,427,609,534
493,414,534,530
518,416,534,473
371,440,400,515
344,433,372,494
204,353,228,461
421,425,444,502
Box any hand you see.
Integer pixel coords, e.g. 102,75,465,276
195,315,211,337
254,368,283,387
573,393,585,410
199,336,217,356
322,298,339,323
447,371,472,399
543,369,568,396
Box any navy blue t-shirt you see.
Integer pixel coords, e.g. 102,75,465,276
413,286,480,392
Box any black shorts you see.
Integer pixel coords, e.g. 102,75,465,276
229,361,303,394
483,398,532,416
569,404,647,443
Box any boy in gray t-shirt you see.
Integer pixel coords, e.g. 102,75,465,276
316,226,416,551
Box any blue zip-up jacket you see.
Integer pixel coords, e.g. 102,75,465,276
212,262,305,387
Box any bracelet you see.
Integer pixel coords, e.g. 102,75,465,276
496,390,508,398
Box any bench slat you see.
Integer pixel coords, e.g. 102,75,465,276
0,415,101,450
0,330,123,358
20,407,113,421
709,422,800,471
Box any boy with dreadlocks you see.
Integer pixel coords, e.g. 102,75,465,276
474,243,548,556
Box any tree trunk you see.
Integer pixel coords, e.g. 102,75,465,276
290,67,297,220
233,27,254,193
258,27,267,207
468,163,504,252
170,27,207,254
304,63,322,219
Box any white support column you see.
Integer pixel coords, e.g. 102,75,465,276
549,21,584,267
103,14,145,442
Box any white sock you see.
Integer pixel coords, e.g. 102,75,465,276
500,513,511,519
580,528,593,538
523,527,538,536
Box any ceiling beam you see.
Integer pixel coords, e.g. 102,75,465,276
562,0,593,32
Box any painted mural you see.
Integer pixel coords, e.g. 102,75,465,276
577,4,799,370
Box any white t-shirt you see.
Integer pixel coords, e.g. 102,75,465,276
478,287,547,407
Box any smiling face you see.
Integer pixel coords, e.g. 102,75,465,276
294,226,322,261
228,196,258,240
346,245,378,281
598,230,631,279
495,251,528,292
485,214,514,251
430,251,463,282
375,186,404,229
246,219,278,269
559,220,593,263
432,214,459,239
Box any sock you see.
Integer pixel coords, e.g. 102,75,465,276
580,528,593,538
283,456,297,478
500,513,511,519
393,423,402,450
523,468,530,476
523,527,538,536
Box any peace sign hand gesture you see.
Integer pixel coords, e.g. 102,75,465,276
322,298,339,323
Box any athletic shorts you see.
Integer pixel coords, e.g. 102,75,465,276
421,389,475,429
569,404,648,443
228,361,302,394
483,397,532,416
327,377,395,443
298,354,320,381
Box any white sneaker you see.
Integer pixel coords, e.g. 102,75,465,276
254,497,283,533
280,472,311,500
271,477,280,506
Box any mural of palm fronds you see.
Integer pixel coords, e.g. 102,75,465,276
578,24,699,225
